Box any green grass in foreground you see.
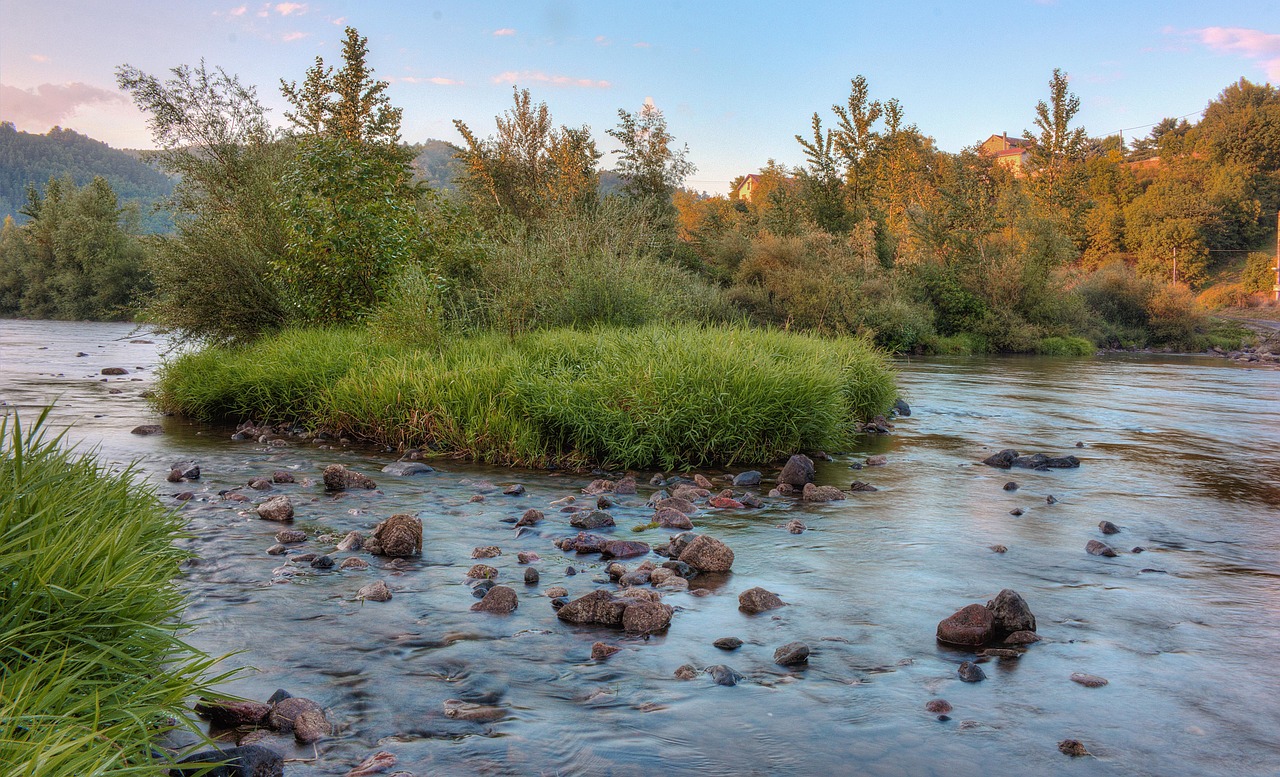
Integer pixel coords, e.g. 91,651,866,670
158,324,898,469
0,410,225,776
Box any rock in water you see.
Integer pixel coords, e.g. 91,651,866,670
256,495,294,522
1058,739,1090,757
924,699,951,713
170,745,283,777
570,510,615,529
193,699,271,728
679,535,735,572
802,483,846,502
357,580,392,602
982,449,1019,468
364,514,422,557
293,708,330,743
443,699,506,722
936,604,995,647
323,463,376,491
1069,672,1108,688
738,587,785,614
557,590,627,627
471,585,519,613
524,567,540,585
380,461,433,476
1098,520,1120,535
773,641,810,666
733,471,762,486
986,589,1036,636
714,637,744,651
346,751,398,777
1086,539,1117,557
622,601,674,633
131,424,163,436
592,642,620,660
957,661,986,682
267,697,323,734
707,665,744,686
779,454,816,486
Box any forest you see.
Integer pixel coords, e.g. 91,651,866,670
0,27,1276,352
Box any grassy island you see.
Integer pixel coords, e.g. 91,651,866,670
157,325,897,469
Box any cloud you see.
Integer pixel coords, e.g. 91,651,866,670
229,4,247,15
0,83,129,129
275,2,307,15
282,31,309,42
1192,27,1280,80
493,28,516,36
594,35,610,46
29,54,50,63
491,70,611,88
632,41,651,49
330,16,345,25
397,76,464,86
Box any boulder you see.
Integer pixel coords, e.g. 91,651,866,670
1004,630,1041,645
364,514,422,557
622,601,674,633
936,604,995,647
503,483,525,496
674,664,699,680
671,484,709,502
592,642,620,660
982,449,1019,468
1098,520,1120,535
733,471,762,486
267,696,323,734
802,483,846,502
557,532,610,554
614,476,638,495
784,519,807,534
167,462,200,482
472,546,501,559
380,461,433,476
293,708,329,743
679,535,734,572
335,531,362,552
655,508,694,529
471,585,518,614
924,699,951,714
570,511,616,530
193,699,271,729
714,637,743,651
778,454,815,487
256,496,294,522
557,590,627,627
271,470,295,483
322,464,376,491
339,557,369,571
357,580,392,602
583,479,615,495
709,496,746,509
1058,739,1090,757
602,540,650,559
738,586,785,614
865,455,888,467
848,481,877,492
892,398,911,417
986,589,1036,636
707,665,744,686
523,567,539,585
101,367,128,375
957,661,986,682
170,745,283,777
773,641,810,666
515,509,543,527
131,424,163,436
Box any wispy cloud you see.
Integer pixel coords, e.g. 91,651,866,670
29,54,50,63
0,82,127,129
282,31,309,42
491,70,611,89
275,2,307,15
1192,27,1280,80
493,28,516,36
396,76,464,86
229,4,248,16
632,41,651,49
594,35,610,46
329,16,345,25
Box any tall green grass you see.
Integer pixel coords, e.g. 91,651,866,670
0,410,225,776
158,324,897,469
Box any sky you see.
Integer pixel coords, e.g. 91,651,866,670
2,1,1278,194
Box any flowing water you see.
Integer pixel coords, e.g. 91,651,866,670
2,319,1279,777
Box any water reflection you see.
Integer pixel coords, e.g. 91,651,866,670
2,321,1279,776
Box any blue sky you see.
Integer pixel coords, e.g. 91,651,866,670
2,1,1278,193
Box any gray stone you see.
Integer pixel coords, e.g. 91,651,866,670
570,510,616,529
256,495,294,522
733,470,762,486
170,745,283,777
1086,539,1117,557
380,461,433,476
357,580,392,601
957,661,986,682
802,483,846,502
773,641,810,666
778,454,815,487
986,589,1036,636
707,665,744,686
714,637,743,650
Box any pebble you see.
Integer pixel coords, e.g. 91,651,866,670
472,546,502,559
339,557,369,571
707,665,744,686
357,580,392,602
785,519,807,534
309,555,334,569
773,641,810,666
472,585,519,613
1058,739,1090,757
1098,520,1120,534
924,699,952,713
1086,539,1117,557
714,637,744,651
524,567,540,585
989,544,1008,553
674,664,699,680
1002,481,1018,491
1009,508,1024,516
1069,672,1109,688
592,642,620,660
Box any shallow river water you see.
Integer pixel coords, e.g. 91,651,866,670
2,319,1279,777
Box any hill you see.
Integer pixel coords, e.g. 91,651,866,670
409,138,626,196
0,122,174,233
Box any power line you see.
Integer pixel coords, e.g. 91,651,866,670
1107,109,1205,138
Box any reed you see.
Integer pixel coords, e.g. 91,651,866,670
0,410,226,775
158,324,897,469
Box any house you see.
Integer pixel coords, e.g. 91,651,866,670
980,132,1031,176
732,173,762,202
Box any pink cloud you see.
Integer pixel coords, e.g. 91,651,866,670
275,2,307,15
491,70,611,89
493,28,516,36
1193,27,1280,80
633,41,652,49
0,82,127,129
229,4,247,16
594,35,610,46
397,76,464,86
29,54,50,63
282,31,309,42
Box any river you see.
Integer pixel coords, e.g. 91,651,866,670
2,319,1278,777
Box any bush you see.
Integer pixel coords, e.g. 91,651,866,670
157,324,896,469
1241,250,1276,295
1035,336,1095,356
1145,282,1207,347
366,264,447,348
0,410,224,775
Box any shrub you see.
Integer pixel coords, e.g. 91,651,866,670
366,264,447,348
0,410,225,775
1241,250,1276,295
1035,336,1095,356
1145,282,1207,347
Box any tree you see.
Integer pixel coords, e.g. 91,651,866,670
454,87,602,223
118,60,291,344
831,75,883,219
1023,68,1088,198
277,26,423,323
607,100,695,203
795,112,850,233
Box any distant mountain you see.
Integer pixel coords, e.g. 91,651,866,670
409,138,627,197
0,123,174,233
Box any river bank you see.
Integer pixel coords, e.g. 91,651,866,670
2,320,1279,776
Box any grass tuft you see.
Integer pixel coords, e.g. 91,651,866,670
0,409,226,776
